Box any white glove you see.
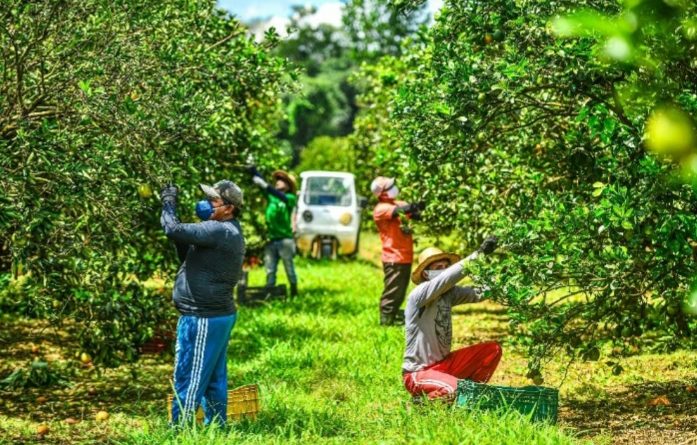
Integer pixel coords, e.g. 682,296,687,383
252,175,268,189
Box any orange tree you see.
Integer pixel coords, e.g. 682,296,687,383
0,0,291,366
351,0,697,379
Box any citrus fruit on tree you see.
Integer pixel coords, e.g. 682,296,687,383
137,184,153,199
645,106,696,158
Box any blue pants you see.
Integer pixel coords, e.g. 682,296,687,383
264,238,297,286
171,313,237,426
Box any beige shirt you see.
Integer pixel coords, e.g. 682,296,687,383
402,260,484,373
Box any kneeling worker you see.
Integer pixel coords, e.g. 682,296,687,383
402,237,502,402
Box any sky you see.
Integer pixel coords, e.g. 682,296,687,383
218,0,341,22
217,0,443,29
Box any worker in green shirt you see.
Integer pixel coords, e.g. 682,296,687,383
247,166,299,297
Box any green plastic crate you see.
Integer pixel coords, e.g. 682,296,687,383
456,379,559,423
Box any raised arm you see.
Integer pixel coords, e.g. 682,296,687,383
247,166,289,203
160,185,220,247
409,260,468,308
449,237,498,305
410,236,498,308
450,286,485,306
391,201,425,220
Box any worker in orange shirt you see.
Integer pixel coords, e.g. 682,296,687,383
370,176,423,326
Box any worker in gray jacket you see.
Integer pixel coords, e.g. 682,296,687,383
402,237,501,402
161,180,245,426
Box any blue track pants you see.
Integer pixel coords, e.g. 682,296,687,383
171,313,237,426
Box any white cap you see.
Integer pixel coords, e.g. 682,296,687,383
370,176,395,196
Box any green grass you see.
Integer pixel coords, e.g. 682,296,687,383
117,259,584,445
5,249,697,444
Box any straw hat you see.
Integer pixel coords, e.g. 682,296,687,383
272,170,297,193
411,247,461,284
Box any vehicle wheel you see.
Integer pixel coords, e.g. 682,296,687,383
353,231,361,256
321,242,332,259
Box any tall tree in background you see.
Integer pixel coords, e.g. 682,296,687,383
272,0,428,166
343,0,428,61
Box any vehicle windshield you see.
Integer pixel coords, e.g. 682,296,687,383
303,176,353,206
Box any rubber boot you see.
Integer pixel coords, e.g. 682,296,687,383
380,313,394,326
380,311,405,326
393,310,405,326
290,283,298,298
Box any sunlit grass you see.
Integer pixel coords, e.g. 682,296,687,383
3,242,695,443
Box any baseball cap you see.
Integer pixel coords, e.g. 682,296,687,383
199,180,244,207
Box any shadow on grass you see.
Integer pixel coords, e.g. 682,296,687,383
562,379,697,439
246,286,367,318
0,316,174,422
454,306,508,316
295,256,380,270
0,359,172,420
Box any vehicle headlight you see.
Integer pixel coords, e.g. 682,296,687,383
302,210,313,223
339,212,352,226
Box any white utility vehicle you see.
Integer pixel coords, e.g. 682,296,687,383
294,171,367,259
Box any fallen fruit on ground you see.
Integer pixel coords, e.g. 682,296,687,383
36,396,48,404
95,411,109,422
648,395,671,406
65,418,78,425
80,352,92,364
36,424,49,435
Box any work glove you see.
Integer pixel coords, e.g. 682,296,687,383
245,164,260,177
478,236,498,255
412,201,426,220
252,175,269,189
161,184,178,206
407,203,423,221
